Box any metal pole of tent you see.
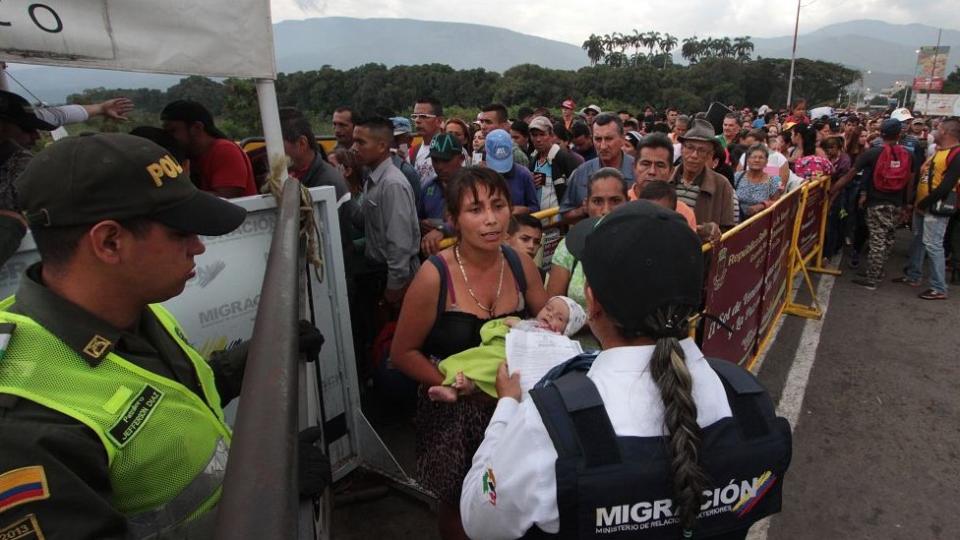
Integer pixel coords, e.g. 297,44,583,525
214,80,306,539
924,30,943,113
252,78,328,539
256,80,290,186
785,0,801,109
214,177,301,539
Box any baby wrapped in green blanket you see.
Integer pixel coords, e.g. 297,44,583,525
428,295,587,402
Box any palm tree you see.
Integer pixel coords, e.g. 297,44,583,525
646,31,662,56
581,34,606,66
681,36,700,63
657,34,678,69
698,37,715,59
733,36,755,62
660,33,679,56
718,37,734,58
631,29,644,57
602,33,617,54
613,32,630,55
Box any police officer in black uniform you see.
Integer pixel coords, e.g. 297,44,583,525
460,201,792,539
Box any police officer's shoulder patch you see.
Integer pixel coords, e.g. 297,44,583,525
0,513,45,539
0,466,50,513
481,467,497,506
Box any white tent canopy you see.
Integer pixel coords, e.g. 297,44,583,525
0,0,287,187
0,0,275,78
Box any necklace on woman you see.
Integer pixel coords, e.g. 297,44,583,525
454,244,504,318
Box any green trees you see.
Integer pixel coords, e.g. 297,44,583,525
66,49,858,138
580,29,686,68
943,66,960,94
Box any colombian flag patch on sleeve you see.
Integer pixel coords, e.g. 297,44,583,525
0,466,50,513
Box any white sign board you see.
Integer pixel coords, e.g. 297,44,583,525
914,94,960,117
0,0,276,78
0,187,361,480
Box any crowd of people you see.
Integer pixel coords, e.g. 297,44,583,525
1,85,957,539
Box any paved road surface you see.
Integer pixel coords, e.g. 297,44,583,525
761,232,960,540
333,230,960,540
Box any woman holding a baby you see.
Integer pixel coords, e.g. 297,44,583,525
391,166,549,540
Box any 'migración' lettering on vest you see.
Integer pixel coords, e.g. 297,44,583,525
594,471,778,534
107,384,165,447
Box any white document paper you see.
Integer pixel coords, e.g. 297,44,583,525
506,329,583,393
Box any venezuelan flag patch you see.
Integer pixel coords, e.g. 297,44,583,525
0,466,50,513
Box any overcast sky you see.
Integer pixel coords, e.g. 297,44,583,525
272,0,958,45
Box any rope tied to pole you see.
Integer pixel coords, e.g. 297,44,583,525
260,155,325,283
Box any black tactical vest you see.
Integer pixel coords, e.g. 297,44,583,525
524,358,792,539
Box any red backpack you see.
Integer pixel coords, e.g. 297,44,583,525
872,143,912,193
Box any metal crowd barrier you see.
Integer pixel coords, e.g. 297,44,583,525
698,175,839,370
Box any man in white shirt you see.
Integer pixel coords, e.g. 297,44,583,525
412,96,444,183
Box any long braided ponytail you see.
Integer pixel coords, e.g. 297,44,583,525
632,304,707,537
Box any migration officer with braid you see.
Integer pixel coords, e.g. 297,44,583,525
461,200,792,539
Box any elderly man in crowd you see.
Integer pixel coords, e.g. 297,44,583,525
670,118,736,243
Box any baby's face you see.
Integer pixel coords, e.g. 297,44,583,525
536,298,570,334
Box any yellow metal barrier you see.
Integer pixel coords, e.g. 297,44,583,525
783,176,841,320
698,174,839,371
436,207,560,250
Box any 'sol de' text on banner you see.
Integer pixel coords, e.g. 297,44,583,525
702,212,772,365
0,0,276,78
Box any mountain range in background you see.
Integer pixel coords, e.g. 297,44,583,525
5,17,959,104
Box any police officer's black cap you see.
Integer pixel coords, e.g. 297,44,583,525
566,201,703,331
15,133,246,236
0,90,56,132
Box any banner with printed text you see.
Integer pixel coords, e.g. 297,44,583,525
912,46,951,92
701,212,772,365
0,0,276,78
758,190,801,339
914,94,960,116
796,180,825,262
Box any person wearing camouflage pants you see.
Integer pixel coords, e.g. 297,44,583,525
863,204,900,284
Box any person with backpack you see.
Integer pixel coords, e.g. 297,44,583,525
894,118,960,300
831,119,914,290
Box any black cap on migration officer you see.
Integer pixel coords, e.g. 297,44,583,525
566,200,703,333
15,133,246,236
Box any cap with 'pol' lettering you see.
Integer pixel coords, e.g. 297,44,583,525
15,133,247,236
